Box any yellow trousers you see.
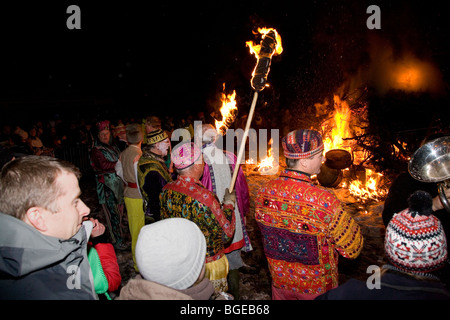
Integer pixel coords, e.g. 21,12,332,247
124,197,145,271
205,255,229,293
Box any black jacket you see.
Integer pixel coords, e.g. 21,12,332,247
316,268,450,300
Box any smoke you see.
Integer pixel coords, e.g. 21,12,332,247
353,34,445,96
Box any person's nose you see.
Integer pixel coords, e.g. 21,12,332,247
78,200,91,217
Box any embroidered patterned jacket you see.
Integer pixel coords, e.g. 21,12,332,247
160,175,236,263
255,169,363,295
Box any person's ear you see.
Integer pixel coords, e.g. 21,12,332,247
298,158,308,169
25,207,48,232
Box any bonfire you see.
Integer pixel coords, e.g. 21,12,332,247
317,91,388,204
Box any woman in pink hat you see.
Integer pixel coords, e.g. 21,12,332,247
160,142,237,296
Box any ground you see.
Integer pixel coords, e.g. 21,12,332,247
81,156,387,300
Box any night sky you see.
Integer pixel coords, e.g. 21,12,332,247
0,1,449,124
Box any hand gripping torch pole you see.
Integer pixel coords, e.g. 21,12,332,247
229,29,282,192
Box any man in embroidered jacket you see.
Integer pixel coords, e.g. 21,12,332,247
160,142,236,294
255,129,363,300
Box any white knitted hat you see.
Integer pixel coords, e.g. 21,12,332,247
135,218,206,290
385,191,448,274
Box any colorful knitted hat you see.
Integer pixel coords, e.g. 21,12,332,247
135,218,206,290
147,129,168,145
385,191,448,274
172,142,202,170
282,129,324,159
96,120,110,132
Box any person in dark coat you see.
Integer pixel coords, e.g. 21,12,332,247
317,191,450,300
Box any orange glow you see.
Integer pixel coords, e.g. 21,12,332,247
394,65,422,91
215,83,238,135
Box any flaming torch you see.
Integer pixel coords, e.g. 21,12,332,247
215,83,238,136
229,27,283,192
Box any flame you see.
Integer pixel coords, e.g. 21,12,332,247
348,169,387,202
318,93,387,203
246,27,283,87
215,83,238,135
321,95,353,154
257,138,278,174
246,27,283,57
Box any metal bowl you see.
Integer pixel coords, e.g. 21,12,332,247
408,136,450,183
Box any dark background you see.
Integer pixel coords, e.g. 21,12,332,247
0,1,448,130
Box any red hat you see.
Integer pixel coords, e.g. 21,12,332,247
96,120,110,132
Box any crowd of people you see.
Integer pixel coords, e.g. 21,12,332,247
0,110,449,301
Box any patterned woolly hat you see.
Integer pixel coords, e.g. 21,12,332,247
282,129,324,159
172,142,202,170
385,191,448,274
147,129,168,145
135,218,206,290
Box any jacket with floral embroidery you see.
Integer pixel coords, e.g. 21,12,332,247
255,169,363,295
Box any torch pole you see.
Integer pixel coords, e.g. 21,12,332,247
229,90,259,193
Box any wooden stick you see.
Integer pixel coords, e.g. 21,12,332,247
229,91,259,193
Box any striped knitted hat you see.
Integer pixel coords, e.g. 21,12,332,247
385,191,448,274
282,129,324,159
